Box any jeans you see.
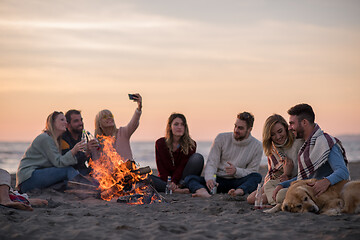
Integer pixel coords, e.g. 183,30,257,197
19,166,79,193
150,153,204,192
185,172,262,194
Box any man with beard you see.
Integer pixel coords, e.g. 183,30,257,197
272,103,349,202
184,112,263,198
61,110,93,175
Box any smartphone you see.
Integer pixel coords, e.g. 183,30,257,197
128,94,137,100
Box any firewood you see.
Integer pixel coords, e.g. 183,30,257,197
67,180,98,190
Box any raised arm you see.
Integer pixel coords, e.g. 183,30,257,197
122,93,142,138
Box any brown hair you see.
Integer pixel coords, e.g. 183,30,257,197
237,112,255,129
165,113,195,155
287,103,315,124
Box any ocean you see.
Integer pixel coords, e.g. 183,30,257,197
1,135,359,174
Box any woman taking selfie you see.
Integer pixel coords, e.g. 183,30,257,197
92,93,142,160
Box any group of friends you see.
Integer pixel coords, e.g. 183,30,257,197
0,93,350,211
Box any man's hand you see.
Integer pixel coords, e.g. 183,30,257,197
225,162,236,176
272,185,283,202
308,178,331,197
206,179,215,191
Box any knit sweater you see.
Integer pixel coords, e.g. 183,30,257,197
16,133,77,188
204,132,263,181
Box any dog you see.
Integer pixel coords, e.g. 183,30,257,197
265,179,360,215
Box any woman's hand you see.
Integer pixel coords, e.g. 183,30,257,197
283,157,294,176
132,93,142,111
71,140,86,156
279,173,289,182
87,139,100,152
169,182,178,191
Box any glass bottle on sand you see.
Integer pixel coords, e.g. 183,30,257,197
210,174,217,195
254,183,263,209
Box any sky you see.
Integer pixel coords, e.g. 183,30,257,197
0,0,359,142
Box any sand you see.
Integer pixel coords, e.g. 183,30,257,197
1,163,360,240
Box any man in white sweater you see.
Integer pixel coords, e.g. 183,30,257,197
184,112,263,197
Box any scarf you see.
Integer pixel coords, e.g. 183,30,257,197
264,141,288,183
297,124,347,180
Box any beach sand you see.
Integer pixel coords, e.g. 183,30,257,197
1,163,360,240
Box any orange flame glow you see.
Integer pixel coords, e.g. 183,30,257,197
89,135,160,204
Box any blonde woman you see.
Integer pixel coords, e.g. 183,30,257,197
247,114,303,205
151,113,204,193
91,93,142,160
16,111,86,193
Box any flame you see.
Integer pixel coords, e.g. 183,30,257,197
89,135,160,204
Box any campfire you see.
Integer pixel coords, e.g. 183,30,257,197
88,136,161,205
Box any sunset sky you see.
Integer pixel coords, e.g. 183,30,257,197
0,0,359,142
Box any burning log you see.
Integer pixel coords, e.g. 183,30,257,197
88,135,161,204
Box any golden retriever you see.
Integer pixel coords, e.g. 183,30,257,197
280,179,360,215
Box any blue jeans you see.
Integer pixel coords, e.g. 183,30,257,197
150,153,204,192
19,166,79,193
184,172,262,194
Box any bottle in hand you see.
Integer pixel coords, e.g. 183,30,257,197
165,176,172,195
81,130,88,152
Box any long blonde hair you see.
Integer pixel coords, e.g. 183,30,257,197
44,111,63,150
94,109,117,138
165,113,195,155
263,114,294,156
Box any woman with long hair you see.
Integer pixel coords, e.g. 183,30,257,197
247,114,303,205
91,94,142,160
16,111,88,193
151,113,204,193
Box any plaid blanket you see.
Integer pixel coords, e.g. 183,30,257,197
264,142,287,183
297,124,348,180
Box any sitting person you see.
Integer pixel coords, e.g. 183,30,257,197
16,111,90,193
247,114,303,205
185,112,263,198
150,113,204,193
91,93,142,160
1,168,47,211
61,109,92,175
272,104,349,205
